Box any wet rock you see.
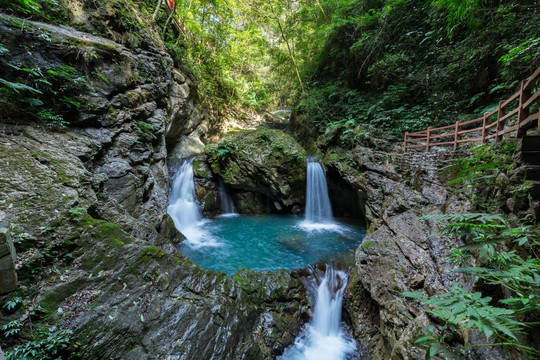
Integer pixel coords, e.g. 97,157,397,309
156,273,170,291
326,145,475,360
234,192,273,214
206,128,307,211
0,222,17,294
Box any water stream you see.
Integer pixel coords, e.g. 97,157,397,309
218,178,236,215
305,157,333,222
280,158,358,360
279,265,357,360
167,160,219,247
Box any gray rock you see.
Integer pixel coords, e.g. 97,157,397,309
206,128,308,211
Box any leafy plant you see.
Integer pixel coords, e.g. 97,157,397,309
4,328,75,360
133,121,159,139
1,320,23,338
216,141,237,161
3,297,23,312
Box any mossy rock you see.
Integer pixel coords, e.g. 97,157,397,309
205,128,307,208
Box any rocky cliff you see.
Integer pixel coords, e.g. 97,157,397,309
0,7,310,358
322,145,525,360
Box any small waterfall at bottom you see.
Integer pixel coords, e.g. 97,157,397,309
279,264,357,360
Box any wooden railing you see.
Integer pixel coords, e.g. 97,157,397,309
404,66,540,152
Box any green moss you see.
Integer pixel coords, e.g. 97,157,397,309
94,222,130,248
128,246,166,274
361,240,375,249
39,280,83,320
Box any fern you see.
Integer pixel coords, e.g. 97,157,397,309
0,78,42,94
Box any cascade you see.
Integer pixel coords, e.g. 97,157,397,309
218,178,236,214
279,264,357,360
167,159,218,247
304,157,333,223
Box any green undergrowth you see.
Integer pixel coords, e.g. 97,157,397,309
0,0,69,24
0,45,87,127
295,0,539,148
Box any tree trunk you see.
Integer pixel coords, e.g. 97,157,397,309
153,0,163,20
273,8,305,94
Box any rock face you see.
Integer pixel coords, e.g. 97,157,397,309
0,212,17,294
206,127,308,212
323,146,478,359
0,12,310,359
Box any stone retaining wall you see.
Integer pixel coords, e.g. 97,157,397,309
0,211,17,294
390,150,467,184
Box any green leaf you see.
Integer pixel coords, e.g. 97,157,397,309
0,78,42,94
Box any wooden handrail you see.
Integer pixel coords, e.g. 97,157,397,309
404,65,540,152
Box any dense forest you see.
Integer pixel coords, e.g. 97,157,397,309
2,0,538,132
0,0,539,359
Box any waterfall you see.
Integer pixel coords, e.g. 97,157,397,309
305,157,333,223
167,159,218,247
219,178,236,215
279,264,357,360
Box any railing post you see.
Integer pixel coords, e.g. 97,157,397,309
517,79,531,138
404,132,408,152
496,100,505,142
426,127,432,152
454,121,460,151
537,111,540,134
482,112,489,143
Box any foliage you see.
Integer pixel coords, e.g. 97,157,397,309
3,297,23,312
4,328,75,360
2,320,23,338
405,284,524,341
0,0,68,24
216,141,237,161
405,213,540,358
0,59,86,127
134,121,159,139
294,0,539,145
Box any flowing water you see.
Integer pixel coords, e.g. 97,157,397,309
280,158,358,360
302,157,334,231
218,178,236,215
167,160,219,247
279,265,357,360
169,158,362,359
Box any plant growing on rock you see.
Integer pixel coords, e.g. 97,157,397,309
0,58,87,128
215,141,238,162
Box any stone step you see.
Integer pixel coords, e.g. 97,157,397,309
532,181,540,199
526,166,540,181
521,151,540,165
522,136,540,152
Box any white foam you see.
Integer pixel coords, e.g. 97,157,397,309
297,220,346,233
217,213,240,218
279,265,357,360
168,160,221,248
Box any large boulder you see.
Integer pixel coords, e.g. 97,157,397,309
205,128,308,211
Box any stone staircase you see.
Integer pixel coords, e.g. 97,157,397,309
523,136,540,223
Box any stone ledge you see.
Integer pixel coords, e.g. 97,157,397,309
0,213,17,294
